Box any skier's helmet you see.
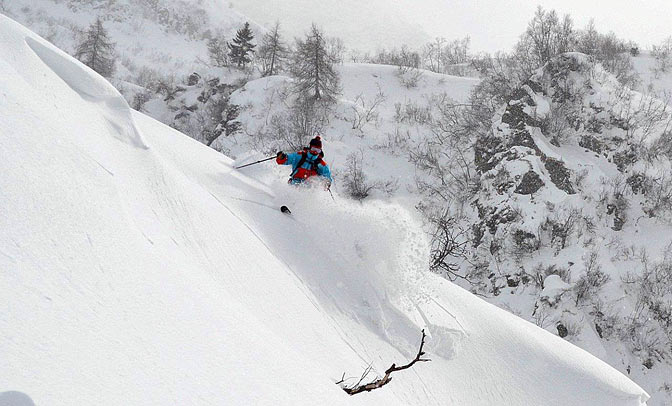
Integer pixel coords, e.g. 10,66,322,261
309,136,322,155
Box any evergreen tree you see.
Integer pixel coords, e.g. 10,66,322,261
75,17,117,78
228,22,255,68
292,24,340,101
258,21,288,76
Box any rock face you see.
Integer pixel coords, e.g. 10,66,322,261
472,53,670,256
467,53,672,403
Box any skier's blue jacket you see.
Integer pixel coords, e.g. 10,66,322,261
277,149,333,184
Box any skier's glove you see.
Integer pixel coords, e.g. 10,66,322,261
276,151,286,160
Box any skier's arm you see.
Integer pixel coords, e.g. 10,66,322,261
318,162,333,183
276,152,301,166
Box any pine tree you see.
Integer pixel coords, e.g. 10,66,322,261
292,24,340,101
228,22,255,68
75,17,117,78
258,21,288,76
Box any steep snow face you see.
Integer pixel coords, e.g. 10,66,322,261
470,52,672,405
0,16,650,406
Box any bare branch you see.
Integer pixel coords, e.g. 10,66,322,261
339,329,430,395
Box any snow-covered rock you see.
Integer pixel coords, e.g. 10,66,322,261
468,52,672,405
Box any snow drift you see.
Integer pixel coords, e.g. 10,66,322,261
0,15,649,405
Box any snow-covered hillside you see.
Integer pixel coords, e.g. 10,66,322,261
1,0,260,79
216,63,478,198
0,15,651,406
633,52,672,97
467,53,672,405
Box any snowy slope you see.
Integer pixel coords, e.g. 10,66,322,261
219,63,479,203
633,52,672,97
1,0,262,79
0,15,650,406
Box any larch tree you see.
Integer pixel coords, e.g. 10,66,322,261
258,21,289,76
75,17,117,78
292,23,340,102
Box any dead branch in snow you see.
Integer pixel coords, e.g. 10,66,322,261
338,329,430,395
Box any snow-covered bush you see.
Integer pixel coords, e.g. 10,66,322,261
574,252,610,305
350,88,385,133
268,97,328,150
340,151,398,201
651,37,672,75
393,100,431,124
131,90,152,111
395,65,423,89
207,34,229,67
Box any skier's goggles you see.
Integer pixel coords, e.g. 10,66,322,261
310,146,322,155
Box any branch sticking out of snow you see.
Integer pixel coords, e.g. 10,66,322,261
339,329,431,395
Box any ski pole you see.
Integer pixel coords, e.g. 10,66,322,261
235,156,276,169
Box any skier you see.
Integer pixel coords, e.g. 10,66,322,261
276,136,333,187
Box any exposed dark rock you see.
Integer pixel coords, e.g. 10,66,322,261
612,149,638,172
512,229,539,253
556,323,569,338
595,323,603,338
496,180,516,195
606,196,627,231
501,102,528,131
187,72,201,86
472,223,485,247
508,128,539,152
506,275,520,287
526,79,543,94
579,135,605,154
626,173,648,194
515,171,544,195
474,135,505,173
611,117,630,131
544,158,575,194
485,206,519,234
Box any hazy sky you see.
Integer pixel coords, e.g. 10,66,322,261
229,0,672,53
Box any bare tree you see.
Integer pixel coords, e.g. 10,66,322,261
326,36,346,64
341,150,398,200
258,21,288,76
350,86,385,133
342,151,376,200
424,37,447,73
652,37,672,75
338,330,430,395
268,96,327,150
515,6,574,72
207,34,229,67
75,17,117,78
291,24,340,101
575,20,638,86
